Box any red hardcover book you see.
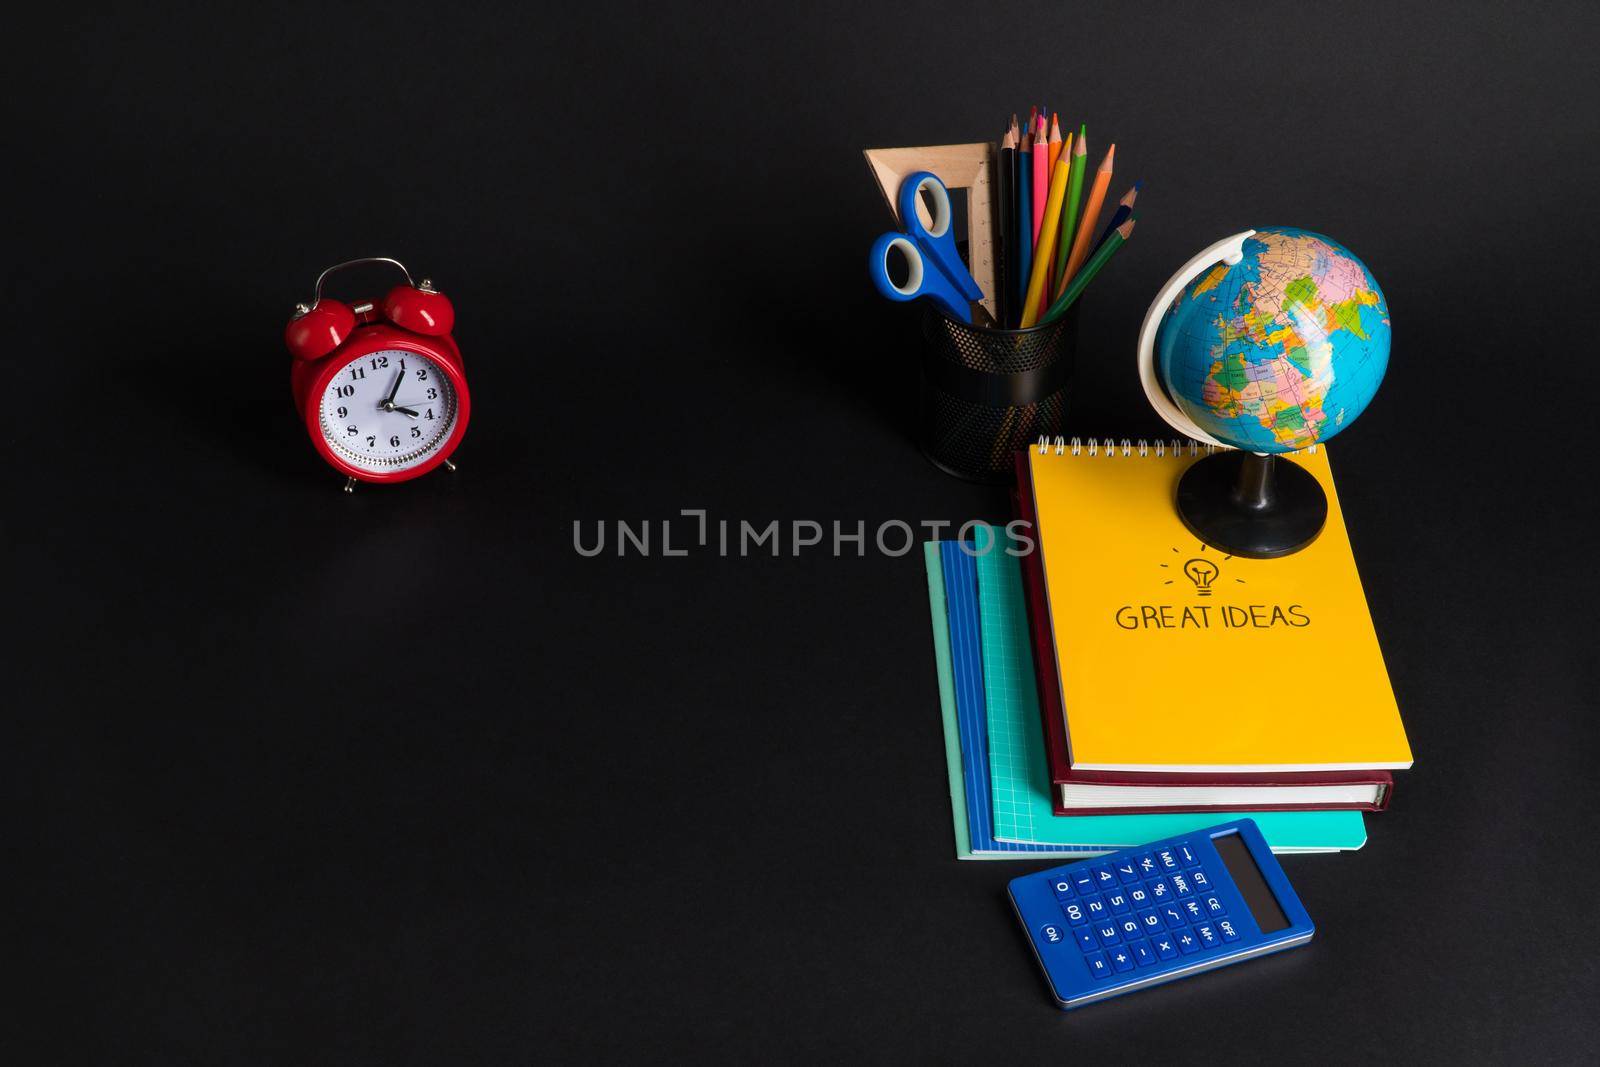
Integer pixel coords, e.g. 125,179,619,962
1013,451,1393,816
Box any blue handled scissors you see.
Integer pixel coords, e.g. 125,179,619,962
867,171,985,324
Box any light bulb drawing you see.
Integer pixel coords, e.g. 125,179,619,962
1182,558,1220,596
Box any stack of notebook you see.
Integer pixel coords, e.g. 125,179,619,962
925,440,1413,858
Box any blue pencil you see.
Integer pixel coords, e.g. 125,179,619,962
1092,182,1142,253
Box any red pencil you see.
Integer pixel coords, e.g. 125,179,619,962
1031,113,1049,246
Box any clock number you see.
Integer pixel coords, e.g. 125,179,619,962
425,408,435,420
415,369,427,380
369,355,389,370
349,367,366,381
426,387,437,400
389,435,400,447
335,385,355,398
366,435,376,447
346,425,358,436
410,426,421,439
398,358,407,370
336,405,348,418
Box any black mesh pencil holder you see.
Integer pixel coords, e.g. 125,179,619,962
918,306,1076,482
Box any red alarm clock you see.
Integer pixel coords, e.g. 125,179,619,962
286,257,470,491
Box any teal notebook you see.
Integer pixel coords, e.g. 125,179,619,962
972,533,1367,853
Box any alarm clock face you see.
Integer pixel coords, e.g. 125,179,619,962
317,349,459,473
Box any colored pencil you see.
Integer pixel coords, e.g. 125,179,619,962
1043,130,1068,316
1039,216,1135,326
1093,182,1141,253
1017,127,1033,326
1045,113,1064,179
1009,116,1024,324
1061,143,1116,285
996,125,1016,327
1052,126,1088,295
1018,138,1075,328
1030,115,1049,247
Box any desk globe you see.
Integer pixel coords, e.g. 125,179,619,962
1136,227,1390,558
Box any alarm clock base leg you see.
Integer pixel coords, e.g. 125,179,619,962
443,458,457,472
343,477,357,494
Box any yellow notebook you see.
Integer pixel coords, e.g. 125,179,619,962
1023,439,1413,773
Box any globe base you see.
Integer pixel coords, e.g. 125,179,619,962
1176,451,1327,560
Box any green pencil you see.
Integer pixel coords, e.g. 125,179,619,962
1052,125,1088,292
1039,216,1135,326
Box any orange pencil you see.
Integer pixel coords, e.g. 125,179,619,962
1031,114,1049,245
1061,143,1116,286
1045,113,1064,178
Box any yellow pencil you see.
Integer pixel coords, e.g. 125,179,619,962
1061,143,1116,286
1019,143,1075,328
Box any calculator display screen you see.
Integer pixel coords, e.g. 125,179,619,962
1212,833,1290,933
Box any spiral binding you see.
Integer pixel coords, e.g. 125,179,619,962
1034,436,1319,457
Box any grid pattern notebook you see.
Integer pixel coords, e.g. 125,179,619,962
923,542,974,858
970,531,1368,853
925,538,1367,857
977,541,1046,843
940,543,1063,856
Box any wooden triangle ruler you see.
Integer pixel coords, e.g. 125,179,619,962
863,143,998,321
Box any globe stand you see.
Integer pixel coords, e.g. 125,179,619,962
1176,451,1327,559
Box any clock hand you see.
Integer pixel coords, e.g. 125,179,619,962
382,370,404,408
392,406,419,418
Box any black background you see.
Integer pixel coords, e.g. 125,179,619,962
10,2,1599,1062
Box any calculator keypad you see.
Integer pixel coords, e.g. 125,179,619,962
1048,839,1264,978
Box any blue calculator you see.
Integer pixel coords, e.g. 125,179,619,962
1009,819,1314,1009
